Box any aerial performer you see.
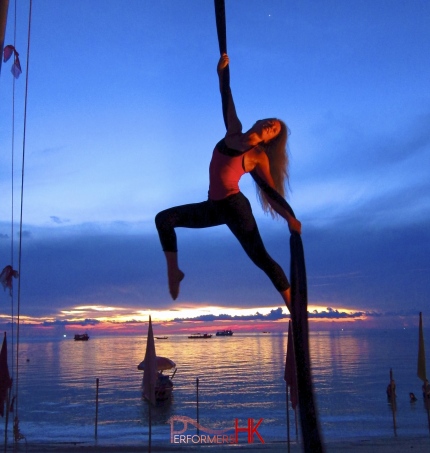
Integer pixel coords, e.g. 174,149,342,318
155,53,301,309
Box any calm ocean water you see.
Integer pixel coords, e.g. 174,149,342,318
4,328,430,447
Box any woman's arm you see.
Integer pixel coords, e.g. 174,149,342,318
251,154,302,234
217,54,242,137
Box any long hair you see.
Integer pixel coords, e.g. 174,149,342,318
255,119,290,218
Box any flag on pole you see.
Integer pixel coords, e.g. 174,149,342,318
0,332,12,417
284,320,298,410
418,312,427,383
3,45,22,78
0,265,19,296
143,316,157,406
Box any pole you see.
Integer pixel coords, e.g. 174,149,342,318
295,408,298,437
286,383,290,453
417,312,430,434
426,389,430,435
389,369,397,436
0,0,10,76
196,377,199,436
3,386,12,453
94,378,99,440
148,398,152,453
4,388,9,453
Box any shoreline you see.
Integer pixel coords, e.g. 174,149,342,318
10,435,430,453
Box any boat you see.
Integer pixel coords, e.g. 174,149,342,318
74,333,89,341
138,356,177,402
155,336,168,339
188,333,212,339
216,330,233,336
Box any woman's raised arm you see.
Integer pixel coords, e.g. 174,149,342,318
217,53,242,136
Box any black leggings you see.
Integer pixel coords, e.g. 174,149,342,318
155,192,289,292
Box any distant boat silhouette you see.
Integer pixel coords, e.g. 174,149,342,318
216,330,233,336
188,333,212,339
74,334,89,341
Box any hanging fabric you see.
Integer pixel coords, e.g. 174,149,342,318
213,2,324,451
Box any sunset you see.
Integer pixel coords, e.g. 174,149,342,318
11,303,421,338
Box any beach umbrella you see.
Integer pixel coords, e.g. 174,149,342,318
143,316,157,453
143,316,157,406
138,356,176,372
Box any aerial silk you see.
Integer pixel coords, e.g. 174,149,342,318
214,1,324,451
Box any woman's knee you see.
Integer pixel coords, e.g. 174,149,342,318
155,210,171,230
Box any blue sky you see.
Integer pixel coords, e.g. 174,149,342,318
1,1,429,332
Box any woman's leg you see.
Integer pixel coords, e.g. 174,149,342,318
163,251,184,300
225,193,291,312
155,200,224,300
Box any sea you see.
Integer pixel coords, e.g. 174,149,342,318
3,328,430,448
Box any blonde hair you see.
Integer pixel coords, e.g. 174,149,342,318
255,119,290,218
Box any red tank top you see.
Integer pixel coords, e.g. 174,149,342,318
208,145,247,200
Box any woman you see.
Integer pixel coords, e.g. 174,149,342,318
155,53,301,310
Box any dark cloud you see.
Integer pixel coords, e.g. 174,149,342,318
0,213,429,319
50,216,70,225
42,318,101,326
170,307,386,322
173,307,287,323
308,307,382,319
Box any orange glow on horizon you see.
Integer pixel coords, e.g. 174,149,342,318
0,301,392,337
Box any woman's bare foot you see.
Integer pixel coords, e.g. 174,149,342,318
168,269,184,300
163,251,184,300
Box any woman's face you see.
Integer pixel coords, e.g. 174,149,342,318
253,119,281,143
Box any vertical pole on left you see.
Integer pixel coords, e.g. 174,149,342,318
95,378,99,440
196,377,200,435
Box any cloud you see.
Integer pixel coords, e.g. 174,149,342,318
171,307,384,323
50,216,70,225
173,307,288,323
308,308,382,319
0,210,429,321
42,318,101,327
